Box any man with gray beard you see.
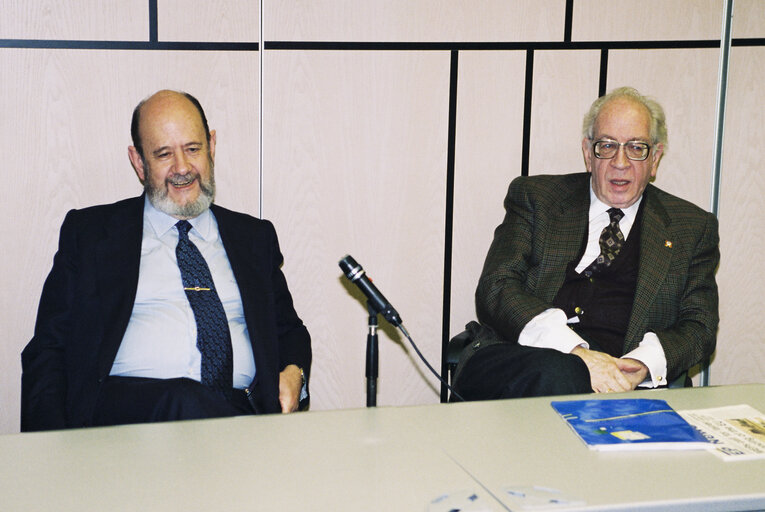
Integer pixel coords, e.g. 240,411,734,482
21,90,311,431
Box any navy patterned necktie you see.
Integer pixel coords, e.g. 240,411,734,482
175,220,233,398
584,208,625,277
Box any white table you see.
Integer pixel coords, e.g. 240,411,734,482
447,384,765,511
2,384,764,511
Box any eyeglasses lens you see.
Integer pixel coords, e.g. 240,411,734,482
593,141,649,161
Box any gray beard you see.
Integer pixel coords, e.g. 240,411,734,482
144,159,216,219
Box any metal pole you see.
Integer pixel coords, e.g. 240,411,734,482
703,0,735,386
366,302,379,406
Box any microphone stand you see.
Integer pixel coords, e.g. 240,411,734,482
366,302,379,407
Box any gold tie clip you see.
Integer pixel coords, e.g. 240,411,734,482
184,286,211,291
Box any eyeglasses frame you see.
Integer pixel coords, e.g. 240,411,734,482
591,139,652,161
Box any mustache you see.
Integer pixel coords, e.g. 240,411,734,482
167,173,197,186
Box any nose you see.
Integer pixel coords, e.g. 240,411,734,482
175,149,191,174
610,144,630,169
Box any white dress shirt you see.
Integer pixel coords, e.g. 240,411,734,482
517,185,667,387
110,198,256,388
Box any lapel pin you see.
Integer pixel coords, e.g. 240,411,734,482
665,240,672,248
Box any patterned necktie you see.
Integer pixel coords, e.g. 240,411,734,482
584,208,625,277
175,220,233,398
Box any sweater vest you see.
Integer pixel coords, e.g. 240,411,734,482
552,203,645,357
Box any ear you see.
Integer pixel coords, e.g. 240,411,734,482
208,129,217,162
128,146,146,183
582,138,593,173
650,142,664,178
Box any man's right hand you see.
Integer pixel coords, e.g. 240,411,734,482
571,346,637,393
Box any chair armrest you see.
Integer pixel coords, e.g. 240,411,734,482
447,330,474,366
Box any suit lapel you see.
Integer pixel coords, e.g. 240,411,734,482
536,175,590,302
625,186,672,347
212,205,267,350
95,196,144,375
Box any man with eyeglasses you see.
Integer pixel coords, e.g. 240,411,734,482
453,86,719,400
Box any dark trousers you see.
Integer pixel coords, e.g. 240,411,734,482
454,343,592,401
92,376,255,427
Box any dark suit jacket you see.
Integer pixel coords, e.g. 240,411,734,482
468,172,719,383
21,196,311,431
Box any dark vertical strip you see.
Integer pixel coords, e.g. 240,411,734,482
149,0,158,43
564,0,574,42
440,50,459,402
521,49,534,177
598,48,609,96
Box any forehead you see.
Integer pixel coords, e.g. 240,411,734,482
594,98,651,139
138,93,206,146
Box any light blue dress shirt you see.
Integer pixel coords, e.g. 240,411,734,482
110,198,256,388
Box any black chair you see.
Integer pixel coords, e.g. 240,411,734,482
445,329,474,395
445,327,693,398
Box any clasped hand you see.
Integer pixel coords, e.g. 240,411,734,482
571,346,648,393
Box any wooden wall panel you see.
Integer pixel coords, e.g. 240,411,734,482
528,50,601,176
0,0,148,40
450,51,527,336
266,0,566,42
606,49,720,211
606,48,720,383
0,49,259,434
263,50,451,409
734,0,765,38
715,46,765,385
158,0,259,42
572,0,723,41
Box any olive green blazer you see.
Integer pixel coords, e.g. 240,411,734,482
474,172,719,382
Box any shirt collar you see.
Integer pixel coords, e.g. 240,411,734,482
587,183,643,223
143,196,214,240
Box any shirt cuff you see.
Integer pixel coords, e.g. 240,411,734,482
298,367,308,401
518,308,589,354
623,332,667,388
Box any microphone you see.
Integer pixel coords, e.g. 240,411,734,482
339,253,465,402
338,255,402,326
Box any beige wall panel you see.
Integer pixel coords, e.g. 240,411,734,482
607,49,719,212
263,50,450,409
450,51,527,336
573,0,723,41
608,48,720,384
0,49,259,434
159,0,259,42
265,0,566,42
733,0,765,38
715,46,765,386
528,50,601,176
0,0,148,40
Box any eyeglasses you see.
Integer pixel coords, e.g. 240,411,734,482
592,139,651,161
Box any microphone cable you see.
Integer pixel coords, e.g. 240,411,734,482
396,323,465,403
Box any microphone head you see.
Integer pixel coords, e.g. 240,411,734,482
339,254,363,280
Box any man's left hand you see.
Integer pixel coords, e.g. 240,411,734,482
279,364,303,413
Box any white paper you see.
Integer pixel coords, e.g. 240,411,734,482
679,404,765,461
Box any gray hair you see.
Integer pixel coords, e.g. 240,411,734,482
582,86,668,153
